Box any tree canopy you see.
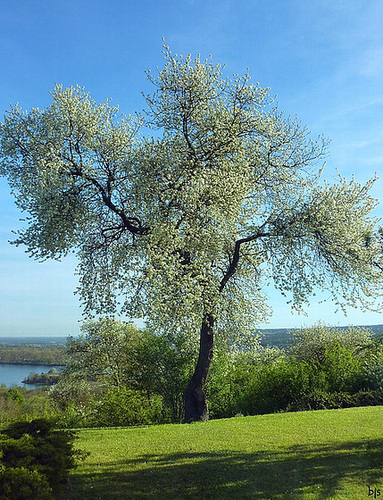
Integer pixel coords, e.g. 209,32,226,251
1,45,382,420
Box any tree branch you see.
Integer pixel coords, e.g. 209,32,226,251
219,231,268,291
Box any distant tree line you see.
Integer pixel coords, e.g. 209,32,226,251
0,346,66,366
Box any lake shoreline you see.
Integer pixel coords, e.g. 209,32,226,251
0,363,63,388
0,361,65,367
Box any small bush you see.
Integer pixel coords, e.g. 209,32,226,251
320,344,366,393
4,389,26,406
364,359,383,390
206,354,241,419
49,376,94,411
90,387,164,427
53,404,91,429
0,418,88,498
237,359,315,415
351,389,383,407
0,465,53,500
0,398,23,427
211,339,381,418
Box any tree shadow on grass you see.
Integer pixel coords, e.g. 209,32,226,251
70,438,383,499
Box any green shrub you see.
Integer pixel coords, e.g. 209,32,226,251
237,359,315,415
4,390,26,406
206,354,240,419
288,390,354,411
231,341,382,416
0,388,60,429
60,321,197,424
0,464,53,500
207,347,288,419
0,418,87,498
49,376,94,411
134,330,196,423
0,398,23,428
288,389,383,412
90,387,164,427
351,389,383,407
364,356,383,390
320,343,366,393
53,404,91,429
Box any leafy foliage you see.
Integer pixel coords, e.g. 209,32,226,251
1,324,382,427
1,46,381,339
0,387,57,429
289,323,374,363
4,389,26,406
89,387,163,427
47,322,383,423
65,319,142,389
288,389,383,412
1,46,382,419
208,325,383,416
0,419,87,499
134,329,196,422
0,464,53,500
51,319,196,423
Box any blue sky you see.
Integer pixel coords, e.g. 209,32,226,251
0,0,382,336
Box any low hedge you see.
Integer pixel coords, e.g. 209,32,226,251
288,389,383,412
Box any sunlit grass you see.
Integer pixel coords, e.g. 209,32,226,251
70,406,383,499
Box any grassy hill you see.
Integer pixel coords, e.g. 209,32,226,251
70,406,383,499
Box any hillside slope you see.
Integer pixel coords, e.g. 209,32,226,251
71,406,383,499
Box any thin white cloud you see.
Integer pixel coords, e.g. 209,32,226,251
359,46,383,77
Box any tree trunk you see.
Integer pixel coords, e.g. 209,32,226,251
183,313,215,422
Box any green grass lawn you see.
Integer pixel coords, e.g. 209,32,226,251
70,406,383,499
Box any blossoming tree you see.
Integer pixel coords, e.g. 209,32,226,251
1,47,382,421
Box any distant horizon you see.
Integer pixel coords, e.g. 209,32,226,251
1,322,383,339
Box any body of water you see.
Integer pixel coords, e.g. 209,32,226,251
0,363,60,389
